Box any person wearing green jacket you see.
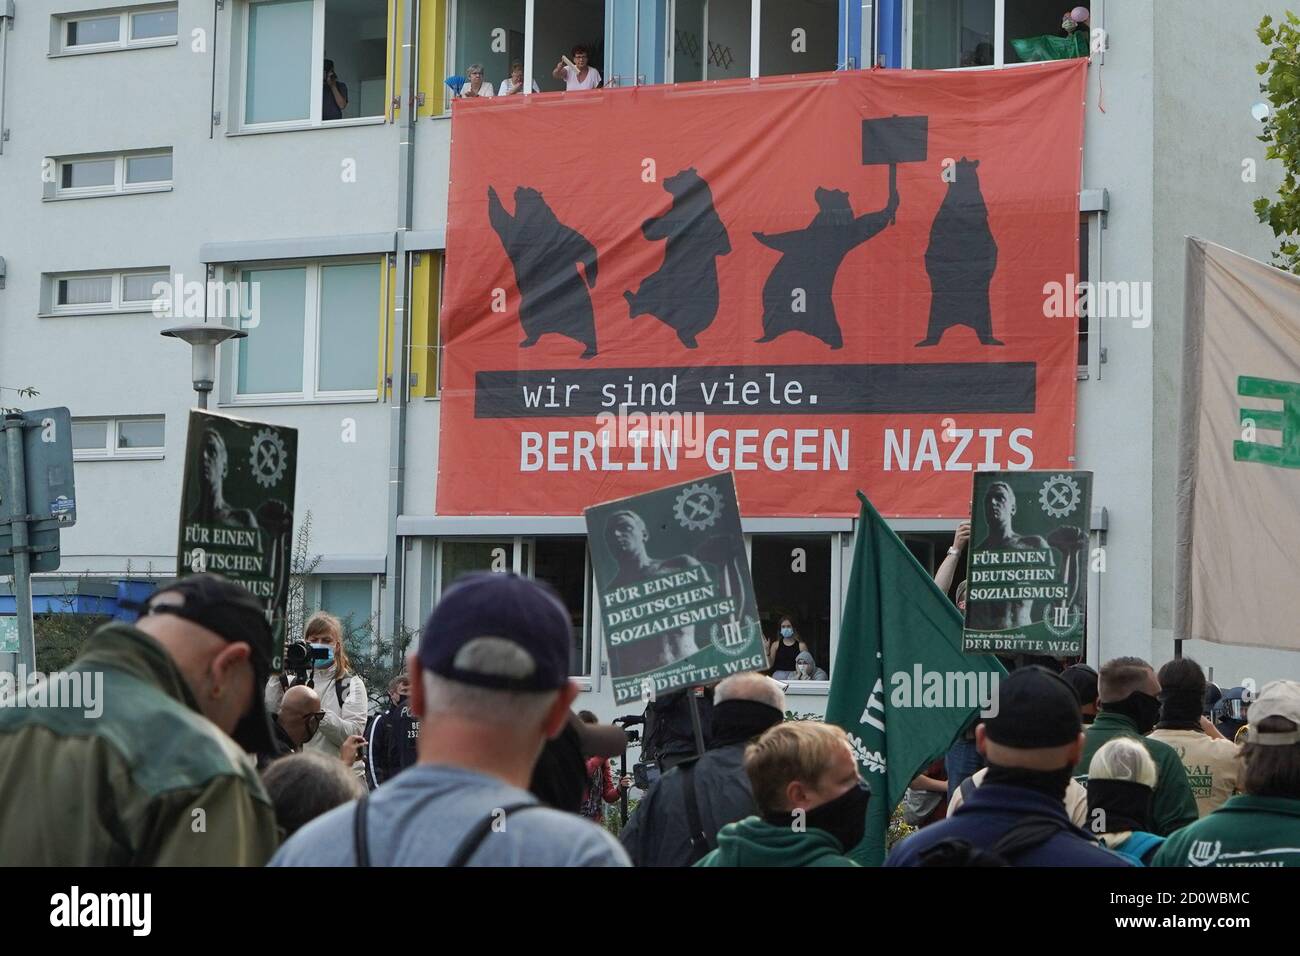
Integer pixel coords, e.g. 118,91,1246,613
1074,657,1198,836
0,573,279,865
1154,680,1300,867
696,720,868,867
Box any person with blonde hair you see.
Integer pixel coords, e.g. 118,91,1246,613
1087,737,1165,865
695,720,868,867
266,611,368,762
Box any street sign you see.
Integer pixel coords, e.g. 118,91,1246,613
0,406,77,575
0,617,16,654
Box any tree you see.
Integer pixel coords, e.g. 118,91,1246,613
1255,13,1300,273
0,385,39,415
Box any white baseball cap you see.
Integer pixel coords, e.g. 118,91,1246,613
1246,680,1300,746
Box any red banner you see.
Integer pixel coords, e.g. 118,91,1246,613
437,60,1087,517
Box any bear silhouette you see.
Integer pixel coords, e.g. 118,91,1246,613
623,168,731,349
488,185,599,359
917,158,1001,347
753,185,899,349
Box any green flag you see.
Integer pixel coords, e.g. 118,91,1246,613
825,491,1006,866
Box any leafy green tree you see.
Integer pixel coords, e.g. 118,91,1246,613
1255,13,1300,272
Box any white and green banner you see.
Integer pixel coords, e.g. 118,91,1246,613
1176,239,1300,650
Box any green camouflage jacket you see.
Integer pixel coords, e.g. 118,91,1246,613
0,622,278,865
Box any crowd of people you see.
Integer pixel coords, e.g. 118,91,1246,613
1,566,1298,868
456,46,602,99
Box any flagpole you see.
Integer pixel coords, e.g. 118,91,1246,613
687,690,706,756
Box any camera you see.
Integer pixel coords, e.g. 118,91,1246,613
282,640,334,687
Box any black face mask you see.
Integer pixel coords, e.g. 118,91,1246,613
1105,691,1162,735
1086,779,1154,834
804,780,871,852
983,761,1075,801
709,699,784,747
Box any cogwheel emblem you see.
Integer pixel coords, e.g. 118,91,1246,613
1039,474,1081,519
674,482,722,531
250,428,288,489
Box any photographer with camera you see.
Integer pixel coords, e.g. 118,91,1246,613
265,612,368,768
323,58,348,120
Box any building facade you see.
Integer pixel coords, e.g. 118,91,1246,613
0,0,1295,720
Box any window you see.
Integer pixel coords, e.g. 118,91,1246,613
532,537,592,678
50,150,173,199
710,0,752,77
46,269,169,315
756,0,838,76
911,0,993,69
318,577,375,643
447,0,604,105
431,536,593,677
57,5,178,53
72,416,165,460
233,259,381,402
750,534,833,681
240,0,388,129
131,7,179,40
908,0,1083,69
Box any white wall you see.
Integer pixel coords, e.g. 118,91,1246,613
0,2,396,575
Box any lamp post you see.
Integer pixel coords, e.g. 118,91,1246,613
160,323,246,409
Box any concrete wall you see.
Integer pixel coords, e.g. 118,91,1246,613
1148,0,1298,684
0,2,395,574
1071,0,1156,668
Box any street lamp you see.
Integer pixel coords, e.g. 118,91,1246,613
160,323,246,409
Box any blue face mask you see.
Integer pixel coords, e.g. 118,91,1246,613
780,626,794,639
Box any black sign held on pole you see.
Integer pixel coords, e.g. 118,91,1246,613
176,410,298,670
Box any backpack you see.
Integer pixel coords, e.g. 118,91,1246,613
915,816,1071,866
1113,831,1164,866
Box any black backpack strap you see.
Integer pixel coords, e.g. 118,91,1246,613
446,801,542,867
988,817,1071,862
678,757,709,864
352,794,371,867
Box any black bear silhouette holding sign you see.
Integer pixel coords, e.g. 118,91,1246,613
917,158,1002,347
623,168,732,348
753,185,899,349
488,185,600,359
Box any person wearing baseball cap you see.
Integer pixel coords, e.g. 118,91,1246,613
271,572,630,866
0,573,279,865
1154,680,1300,867
887,667,1132,866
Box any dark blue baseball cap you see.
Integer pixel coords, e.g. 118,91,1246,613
418,572,572,691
